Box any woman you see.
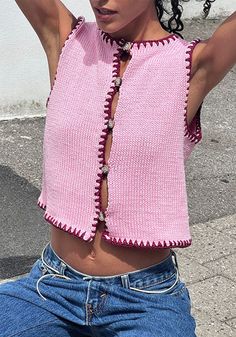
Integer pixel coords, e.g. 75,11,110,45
1,1,235,336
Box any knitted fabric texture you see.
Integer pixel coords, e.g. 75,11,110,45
38,16,203,249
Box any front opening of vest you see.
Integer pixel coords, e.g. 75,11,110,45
37,16,203,249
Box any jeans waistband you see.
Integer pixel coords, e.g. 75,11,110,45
40,242,178,285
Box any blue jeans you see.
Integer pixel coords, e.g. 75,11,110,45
0,242,196,337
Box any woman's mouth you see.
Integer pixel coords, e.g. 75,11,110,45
95,8,118,20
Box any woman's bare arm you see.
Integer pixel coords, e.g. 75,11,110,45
195,11,236,95
15,0,77,53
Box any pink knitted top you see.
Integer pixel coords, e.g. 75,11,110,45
37,16,203,249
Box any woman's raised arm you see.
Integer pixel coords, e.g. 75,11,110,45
15,0,77,53
195,11,236,95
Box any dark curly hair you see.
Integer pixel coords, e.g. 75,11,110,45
155,0,216,38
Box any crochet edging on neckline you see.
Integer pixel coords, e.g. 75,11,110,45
99,29,180,48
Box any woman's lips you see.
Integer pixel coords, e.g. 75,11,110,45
95,8,118,20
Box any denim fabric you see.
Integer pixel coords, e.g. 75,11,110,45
0,242,196,337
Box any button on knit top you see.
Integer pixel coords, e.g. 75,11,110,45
37,16,203,249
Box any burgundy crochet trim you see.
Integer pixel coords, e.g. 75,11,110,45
184,39,202,144
37,199,46,210
45,214,92,241
101,231,192,249
37,200,93,241
99,29,180,49
45,16,85,109
91,45,123,238
37,200,192,248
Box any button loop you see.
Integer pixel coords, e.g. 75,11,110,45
101,164,109,176
114,77,122,88
98,210,106,222
97,42,130,226
108,118,115,130
118,41,133,61
121,41,132,53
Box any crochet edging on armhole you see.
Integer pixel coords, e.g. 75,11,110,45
45,16,85,109
184,39,203,144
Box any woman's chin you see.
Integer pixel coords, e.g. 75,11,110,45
96,23,123,38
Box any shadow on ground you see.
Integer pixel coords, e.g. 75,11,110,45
0,255,39,279
0,165,49,279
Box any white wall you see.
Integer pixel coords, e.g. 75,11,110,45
0,0,94,119
0,0,235,120
181,0,235,19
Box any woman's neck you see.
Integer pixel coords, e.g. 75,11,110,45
109,7,168,42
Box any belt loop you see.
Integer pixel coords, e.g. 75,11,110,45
121,274,130,289
60,262,67,276
171,249,180,276
41,242,50,261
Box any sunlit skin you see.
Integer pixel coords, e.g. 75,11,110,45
89,0,171,41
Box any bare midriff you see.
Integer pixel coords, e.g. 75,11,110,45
51,50,172,276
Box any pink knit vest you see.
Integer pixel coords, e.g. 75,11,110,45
37,16,203,249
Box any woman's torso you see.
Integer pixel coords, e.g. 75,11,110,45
48,22,208,276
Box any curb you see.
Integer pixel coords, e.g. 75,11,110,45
0,273,28,285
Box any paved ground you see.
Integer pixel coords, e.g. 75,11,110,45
0,18,235,336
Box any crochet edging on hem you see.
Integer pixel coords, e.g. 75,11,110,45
46,212,92,242
38,199,192,249
37,201,191,249
184,38,203,144
37,199,46,210
101,231,192,249
37,199,93,242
